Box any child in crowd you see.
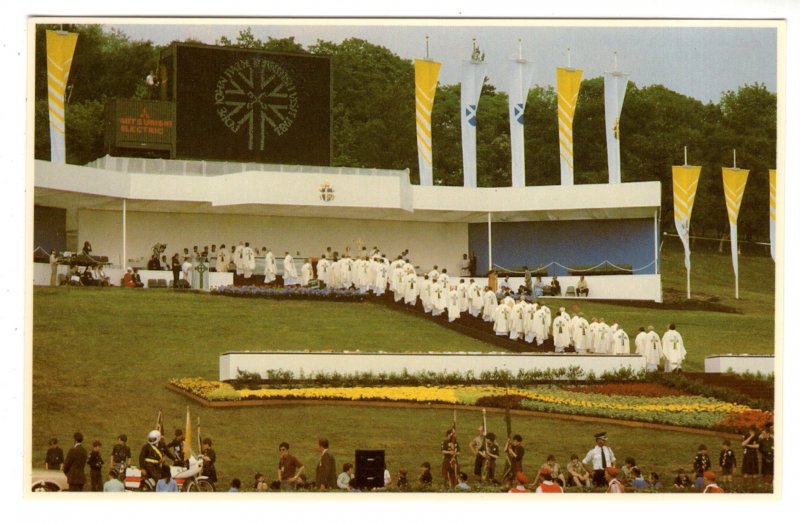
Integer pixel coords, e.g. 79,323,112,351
455,472,470,491
253,472,267,492
621,457,636,485
719,439,737,484
45,437,64,471
155,464,178,492
567,454,591,489
673,468,691,490
630,467,647,489
337,463,354,490
648,472,662,490
87,440,105,492
110,434,131,479
396,468,409,490
418,462,433,486
693,444,712,489
228,478,241,492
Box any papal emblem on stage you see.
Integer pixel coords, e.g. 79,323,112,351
319,181,335,202
214,57,299,151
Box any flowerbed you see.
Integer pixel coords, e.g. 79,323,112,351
169,378,766,432
562,383,692,397
210,285,367,301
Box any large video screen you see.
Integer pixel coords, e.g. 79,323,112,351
169,44,331,165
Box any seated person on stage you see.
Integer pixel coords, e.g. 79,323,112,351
67,263,83,286
132,268,145,288
533,276,544,298
550,276,561,296
147,254,162,270
576,275,589,297
80,266,97,286
122,267,136,288
95,264,110,287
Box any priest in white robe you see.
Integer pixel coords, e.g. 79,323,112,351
493,301,511,336
523,301,537,343
661,324,687,372
300,260,313,287
393,268,406,303
611,326,630,354
587,318,600,353
404,271,418,306
431,279,447,317
447,286,461,322
438,269,450,289
572,314,590,353
482,287,497,322
634,327,648,358
233,241,245,276
594,319,612,354
457,280,469,313
533,306,551,346
552,313,570,353
243,242,256,278
641,326,663,372
419,275,432,312
467,280,482,317
509,299,526,341
427,265,440,282
283,252,299,287
374,260,388,296
263,248,277,285
216,244,229,273
316,255,330,286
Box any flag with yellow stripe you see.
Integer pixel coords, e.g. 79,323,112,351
722,167,750,298
414,59,441,186
556,67,583,185
46,30,79,164
769,169,776,262
672,165,701,272
184,406,193,459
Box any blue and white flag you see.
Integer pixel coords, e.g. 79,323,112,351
604,71,629,184
508,58,535,187
460,59,487,188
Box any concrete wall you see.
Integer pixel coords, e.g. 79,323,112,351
219,351,646,381
77,209,468,273
705,355,774,374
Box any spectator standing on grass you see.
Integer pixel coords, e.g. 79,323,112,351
741,426,760,479
693,444,712,489
45,437,64,471
719,439,737,484
87,440,104,492
759,422,774,484
63,432,88,492
277,442,304,490
200,438,218,486
110,434,131,479
49,250,59,286
315,437,336,490
583,432,615,488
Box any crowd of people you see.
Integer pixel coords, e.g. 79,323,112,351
41,421,774,494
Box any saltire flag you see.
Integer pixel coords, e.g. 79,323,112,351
556,67,583,186
604,71,629,184
414,59,441,186
460,59,488,188
508,58,535,187
722,167,750,299
184,406,193,459
672,165,702,298
46,30,79,164
769,169,777,262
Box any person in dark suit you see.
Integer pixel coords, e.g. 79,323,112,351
315,437,336,490
62,432,88,492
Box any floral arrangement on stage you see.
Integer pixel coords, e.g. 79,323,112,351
168,377,771,432
210,285,368,301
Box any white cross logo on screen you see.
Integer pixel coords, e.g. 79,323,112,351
214,57,299,151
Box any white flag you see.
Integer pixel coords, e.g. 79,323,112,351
460,60,488,188
604,72,629,184
508,59,535,188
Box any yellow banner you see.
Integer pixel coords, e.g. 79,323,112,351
672,166,702,223
46,30,79,163
556,68,583,181
769,169,777,222
722,167,750,225
184,407,193,459
414,59,441,185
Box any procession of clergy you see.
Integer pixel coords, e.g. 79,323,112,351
219,243,687,373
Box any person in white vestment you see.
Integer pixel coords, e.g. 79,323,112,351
570,311,583,346
404,270,418,306
354,257,369,293
611,326,630,355
509,299,526,341
367,257,378,292
419,275,432,312
342,256,355,289
263,249,277,285
633,327,647,359
552,313,571,353
316,255,330,286
533,305,552,346
587,318,599,353
438,269,450,289
572,313,590,353
594,319,612,354
374,259,388,296
661,324,687,372
447,286,461,322
216,244,229,273
523,301,537,343
493,301,510,336
283,252,299,287
393,268,406,302
427,265,440,282
482,287,497,322
642,326,663,372
457,280,469,313
300,260,313,287
431,279,447,316
233,242,245,276
243,242,256,278
467,280,482,317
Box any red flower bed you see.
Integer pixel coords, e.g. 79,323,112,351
563,383,692,397
714,410,774,433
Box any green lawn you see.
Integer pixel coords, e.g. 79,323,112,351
30,244,777,491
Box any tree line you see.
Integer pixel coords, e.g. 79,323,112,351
34,25,776,241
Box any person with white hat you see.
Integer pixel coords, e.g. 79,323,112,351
583,431,616,488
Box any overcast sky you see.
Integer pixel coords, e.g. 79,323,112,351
109,20,777,103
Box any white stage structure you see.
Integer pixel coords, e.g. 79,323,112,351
34,156,662,300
